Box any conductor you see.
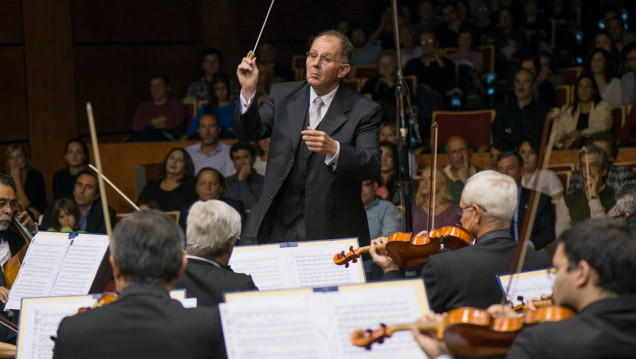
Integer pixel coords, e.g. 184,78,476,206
235,30,383,245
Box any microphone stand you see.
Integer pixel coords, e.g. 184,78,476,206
390,0,421,232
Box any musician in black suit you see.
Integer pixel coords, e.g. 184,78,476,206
53,210,227,359
496,151,555,250
175,200,257,307
371,170,551,313
413,219,636,359
235,30,382,245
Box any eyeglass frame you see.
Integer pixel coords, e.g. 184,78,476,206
306,51,348,65
456,204,488,216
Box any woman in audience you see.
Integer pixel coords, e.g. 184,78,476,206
553,74,612,149
4,144,47,219
447,27,485,107
518,138,564,201
47,198,81,232
188,74,237,139
137,148,197,212
378,141,400,205
52,138,89,200
586,48,622,106
412,166,460,234
361,50,397,122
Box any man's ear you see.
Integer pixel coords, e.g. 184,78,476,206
338,64,351,79
175,254,188,280
573,260,592,288
109,254,122,279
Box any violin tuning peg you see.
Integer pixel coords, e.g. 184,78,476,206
344,263,349,268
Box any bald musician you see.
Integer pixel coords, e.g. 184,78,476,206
53,210,226,359
371,170,551,313
413,218,636,359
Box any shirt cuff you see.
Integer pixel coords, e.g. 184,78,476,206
239,90,256,114
325,141,340,169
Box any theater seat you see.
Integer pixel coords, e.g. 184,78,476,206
432,109,496,150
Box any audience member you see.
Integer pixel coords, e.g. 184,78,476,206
520,55,555,108
487,140,514,170
553,74,612,149
399,26,422,67
377,121,417,177
434,2,464,48
188,75,237,138
178,167,245,233
413,0,439,35
470,0,494,44
556,145,615,237
253,137,270,176
568,132,634,194
586,48,622,106
443,136,482,204
378,141,401,205
174,200,257,308
137,148,196,212
621,42,636,104
362,174,401,242
485,7,528,81
52,210,227,359
492,69,549,146
185,113,235,176
518,138,564,201
256,42,294,82
607,17,636,53
52,138,88,200
519,0,550,54
129,74,184,142
496,151,555,249
361,50,397,122
412,166,461,234
223,141,264,212
538,51,567,87
4,144,46,220
592,29,620,67
612,180,636,220
184,48,239,102
447,27,485,107
46,198,81,232
350,25,382,66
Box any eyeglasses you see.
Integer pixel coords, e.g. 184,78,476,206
456,204,487,216
420,39,435,45
306,51,347,65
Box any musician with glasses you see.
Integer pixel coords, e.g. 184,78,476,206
371,170,550,313
235,30,382,244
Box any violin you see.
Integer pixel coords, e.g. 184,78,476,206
77,292,118,314
334,226,475,270
351,305,574,357
3,211,34,289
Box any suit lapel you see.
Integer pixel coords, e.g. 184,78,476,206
288,84,310,156
317,84,351,137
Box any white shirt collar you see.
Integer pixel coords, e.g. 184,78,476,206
309,85,339,112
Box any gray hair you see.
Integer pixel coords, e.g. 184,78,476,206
110,210,185,285
0,173,16,192
615,180,636,215
579,144,609,172
315,30,353,64
462,170,518,228
186,200,241,259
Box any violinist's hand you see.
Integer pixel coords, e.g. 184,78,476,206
369,237,399,273
486,304,517,318
527,294,552,311
237,51,259,100
412,313,450,359
17,208,36,233
0,286,9,304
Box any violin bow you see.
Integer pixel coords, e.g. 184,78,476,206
502,108,560,304
248,0,276,59
87,164,140,211
428,121,439,233
583,146,593,217
86,103,112,238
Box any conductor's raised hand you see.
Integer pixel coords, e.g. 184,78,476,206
236,51,259,99
301,128,337,155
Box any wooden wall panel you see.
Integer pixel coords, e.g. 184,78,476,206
0,0,23,44
71,0,201,43
73,44,201,136
0,47,28,143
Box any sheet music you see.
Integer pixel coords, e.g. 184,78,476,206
229,239,364,290
220,281,427,359
50,236,110,296
497,268,555,307
6,234,71,310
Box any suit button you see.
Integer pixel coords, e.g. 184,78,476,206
303,161,307,165
268,195,273,200
290,159,294,164
300,177,305,183
279,176,284,181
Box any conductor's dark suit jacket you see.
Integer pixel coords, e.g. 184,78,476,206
53,283,227,359
507,295,636,358
512,188,555,250
234,81,382,245
174,257,258,308
384,230,552,313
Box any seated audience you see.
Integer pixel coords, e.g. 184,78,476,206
399,26,421,67
519,0,551,54
593,29,620,64
174,200,257,308
378,141,401,205
607,16,636,53
496,151,555,249
53,210,227,358
538,51,567,87
361,50,398,122
568,132,634,194
256,42,294,82
184,48,238,102
487,141,515,170
553,74,612,149
350,25,382,66
188,74,237,139
518,138,564,201
492,68,549,146
362,174,401,241
485,8,528,83
520,56,555,108
52,138,89,200
556,145,615,237
412,166,461,234
179,167,245,233
129,74,184,142
612,180,636,221
185,113,235,176
253,137,269,176
447,27,485,108
138,148,197,212
46,198,81,232
586,48,622,106
442,136,483,204
434,2,464,49
223,142,264,212
621,42,636,104
4,144,46,219
377,122,417,177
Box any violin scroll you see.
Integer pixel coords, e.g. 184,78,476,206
77,292,118,314
333,246,360,267
351,323,395,349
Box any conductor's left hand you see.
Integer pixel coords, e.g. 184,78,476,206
301,128,337,155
